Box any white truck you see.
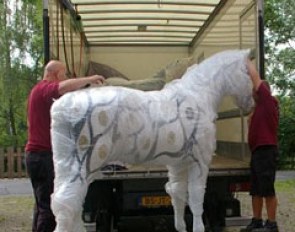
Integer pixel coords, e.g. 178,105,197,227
44,0,265,231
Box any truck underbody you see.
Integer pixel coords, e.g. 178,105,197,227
82,156,251,232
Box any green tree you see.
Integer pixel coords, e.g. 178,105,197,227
265,0,295,168
277,97,295,168
265,0,295,95
0,0,43,148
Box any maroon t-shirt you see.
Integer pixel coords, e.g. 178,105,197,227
25,80,60,152
248,82,279,152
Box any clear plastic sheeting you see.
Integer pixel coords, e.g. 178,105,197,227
51,49,254,232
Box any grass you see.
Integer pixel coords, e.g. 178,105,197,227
275,179,295,192
0,195,34,232
275,179,295,203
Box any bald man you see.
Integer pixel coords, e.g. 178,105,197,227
25,60,104,232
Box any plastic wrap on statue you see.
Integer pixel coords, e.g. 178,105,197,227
51,49,254,232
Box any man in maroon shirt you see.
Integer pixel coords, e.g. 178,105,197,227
25,60,104,232
244,60,279,232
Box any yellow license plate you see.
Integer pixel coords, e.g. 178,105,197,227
141,196,171,207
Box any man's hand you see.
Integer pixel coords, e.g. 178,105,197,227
89,75,105,85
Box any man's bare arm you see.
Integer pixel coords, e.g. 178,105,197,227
247,59,262,91
58,75,105,95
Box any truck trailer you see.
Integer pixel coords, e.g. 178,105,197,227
43,0,265,231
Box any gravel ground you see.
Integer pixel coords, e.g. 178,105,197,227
226,188,295,232
227,177,295,232
0,178,294,232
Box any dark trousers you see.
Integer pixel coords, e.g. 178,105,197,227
250,145,278,197
26,151,56,232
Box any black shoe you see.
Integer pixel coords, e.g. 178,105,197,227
241,218,264,232
263,220,279,232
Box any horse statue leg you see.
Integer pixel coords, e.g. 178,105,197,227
50,115,90,232
166,164,188,232
187,162,209,232
51,174,89,232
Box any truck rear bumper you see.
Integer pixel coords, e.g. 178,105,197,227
84,216,252,232
85,214,192,232
84,222,96,232
225,216,252,227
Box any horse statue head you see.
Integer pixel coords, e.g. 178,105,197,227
180,49,255,115
221,49,255,114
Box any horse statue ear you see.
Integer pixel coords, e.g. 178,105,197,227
248,48,256,60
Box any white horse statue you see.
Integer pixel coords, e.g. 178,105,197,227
50,49,254,232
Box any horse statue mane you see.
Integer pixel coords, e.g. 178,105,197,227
50,49,254,232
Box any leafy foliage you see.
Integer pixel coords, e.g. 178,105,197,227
0,0,43,148
265,0,295,169
265,0,295,93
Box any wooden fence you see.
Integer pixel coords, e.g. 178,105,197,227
0,147,27,178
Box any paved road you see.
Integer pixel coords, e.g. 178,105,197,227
275,170,295,181
0,178,33,195
0,171,294,196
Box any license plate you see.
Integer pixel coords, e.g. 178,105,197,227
141,195,171,207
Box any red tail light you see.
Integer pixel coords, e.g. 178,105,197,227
229,182,251,192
